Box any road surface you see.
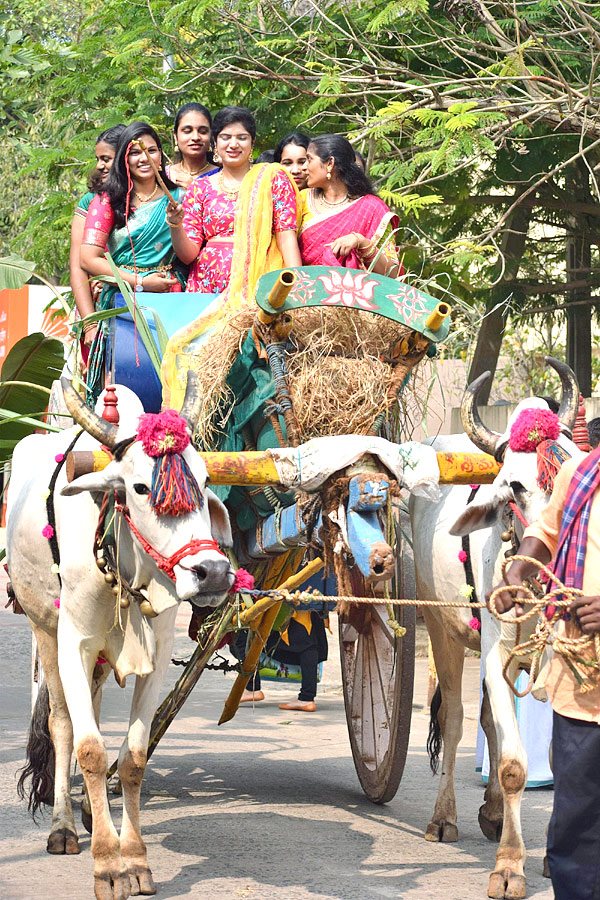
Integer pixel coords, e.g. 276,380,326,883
0,602,553,900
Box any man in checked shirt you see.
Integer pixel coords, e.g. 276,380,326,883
490,448,600,900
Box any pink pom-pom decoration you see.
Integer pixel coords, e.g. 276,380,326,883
96,656,107,665
232,568,255,593
509,408,560,453
54,598,60,608
54,453,65,463
469,617,481,631
458,549,468,563
137,409,190,458
42,524,54,539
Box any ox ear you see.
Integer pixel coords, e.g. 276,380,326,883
448,486,511,536
206,488,233,548
60,463,124,497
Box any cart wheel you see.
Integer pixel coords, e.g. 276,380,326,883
339,597,415,803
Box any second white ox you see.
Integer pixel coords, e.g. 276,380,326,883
8,375,234,900
410,357,580,900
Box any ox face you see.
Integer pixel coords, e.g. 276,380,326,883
449,442,574,538
450,374,581,542
62,441,234,606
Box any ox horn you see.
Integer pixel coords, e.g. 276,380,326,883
545,356,579,434
61,378,119,449
460,370,500,456
179,370,202,434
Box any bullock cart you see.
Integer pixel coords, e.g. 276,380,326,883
67,266,500,806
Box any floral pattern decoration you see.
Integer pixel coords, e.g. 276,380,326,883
317,270,379,310
386,284,428,323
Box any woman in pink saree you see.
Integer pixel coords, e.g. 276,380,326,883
299,134,400,277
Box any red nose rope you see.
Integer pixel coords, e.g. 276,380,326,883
115,502,224,582
509,501,529,529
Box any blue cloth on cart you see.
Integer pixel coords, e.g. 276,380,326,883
106,292,217,412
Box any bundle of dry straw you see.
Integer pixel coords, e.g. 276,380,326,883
191,306,422,447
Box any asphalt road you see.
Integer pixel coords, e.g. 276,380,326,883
0,602,554,900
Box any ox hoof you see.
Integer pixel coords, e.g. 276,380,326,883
488,870,526,900
128,866,156,895
542,855,550,879
478,807,503,842
47,827,80,855
424,820,458,842
94,871,131,900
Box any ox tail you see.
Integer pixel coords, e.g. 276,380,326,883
427,683,443,775
17,681,55,819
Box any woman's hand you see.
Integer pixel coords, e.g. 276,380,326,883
82,323,98,349
142,272,178,292
326,232,362,259
166,201,185,228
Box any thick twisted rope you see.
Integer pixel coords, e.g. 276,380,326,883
488,555,600,697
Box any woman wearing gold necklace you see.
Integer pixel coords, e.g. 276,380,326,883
166,106,301,296
166,102,219,189
299,134,400,277
80,121,185,404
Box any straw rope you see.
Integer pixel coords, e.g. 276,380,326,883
248,554,600,699
487,555,600,698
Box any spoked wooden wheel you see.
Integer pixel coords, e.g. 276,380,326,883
339,597,415,803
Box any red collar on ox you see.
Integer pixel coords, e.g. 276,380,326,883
115,501,225,582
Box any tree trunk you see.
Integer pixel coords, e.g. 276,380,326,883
468,188,532,402
565,161,593,397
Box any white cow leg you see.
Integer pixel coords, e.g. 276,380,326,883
478,684,504,842
31,624,79,855
424,612,464,843
58,617,130,900
118,607,176,897
484,644,527,900
81,664,112,835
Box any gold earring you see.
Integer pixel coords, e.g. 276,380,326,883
213,150,221,164
326,172,332,180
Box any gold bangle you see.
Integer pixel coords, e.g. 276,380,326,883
352,231,370,252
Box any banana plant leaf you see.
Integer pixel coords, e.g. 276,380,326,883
0,255,36,291
0,332,65,463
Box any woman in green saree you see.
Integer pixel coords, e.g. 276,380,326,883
80,121,185,405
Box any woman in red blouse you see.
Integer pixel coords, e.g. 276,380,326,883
166,106,301,295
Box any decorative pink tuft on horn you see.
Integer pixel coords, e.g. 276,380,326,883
509,408,560,453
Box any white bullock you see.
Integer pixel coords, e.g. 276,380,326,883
410,357,580,899
8,375,234,900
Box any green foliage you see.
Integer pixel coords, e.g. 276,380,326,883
0,254,36,290
0,332,65,461
1,0,598,366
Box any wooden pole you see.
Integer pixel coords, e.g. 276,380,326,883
218,557,325,725
66,448,502,486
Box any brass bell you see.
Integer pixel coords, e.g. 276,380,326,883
96,555,106,571
501,530,511,543
104,571,116,585
112,585,119,595
119,595,130,609
140,598,158,618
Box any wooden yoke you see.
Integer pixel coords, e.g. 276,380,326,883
66,447,501,486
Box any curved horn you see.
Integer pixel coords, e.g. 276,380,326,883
179,370,202,434
61,378,119,449
460,371,500,456
545,356,579,434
